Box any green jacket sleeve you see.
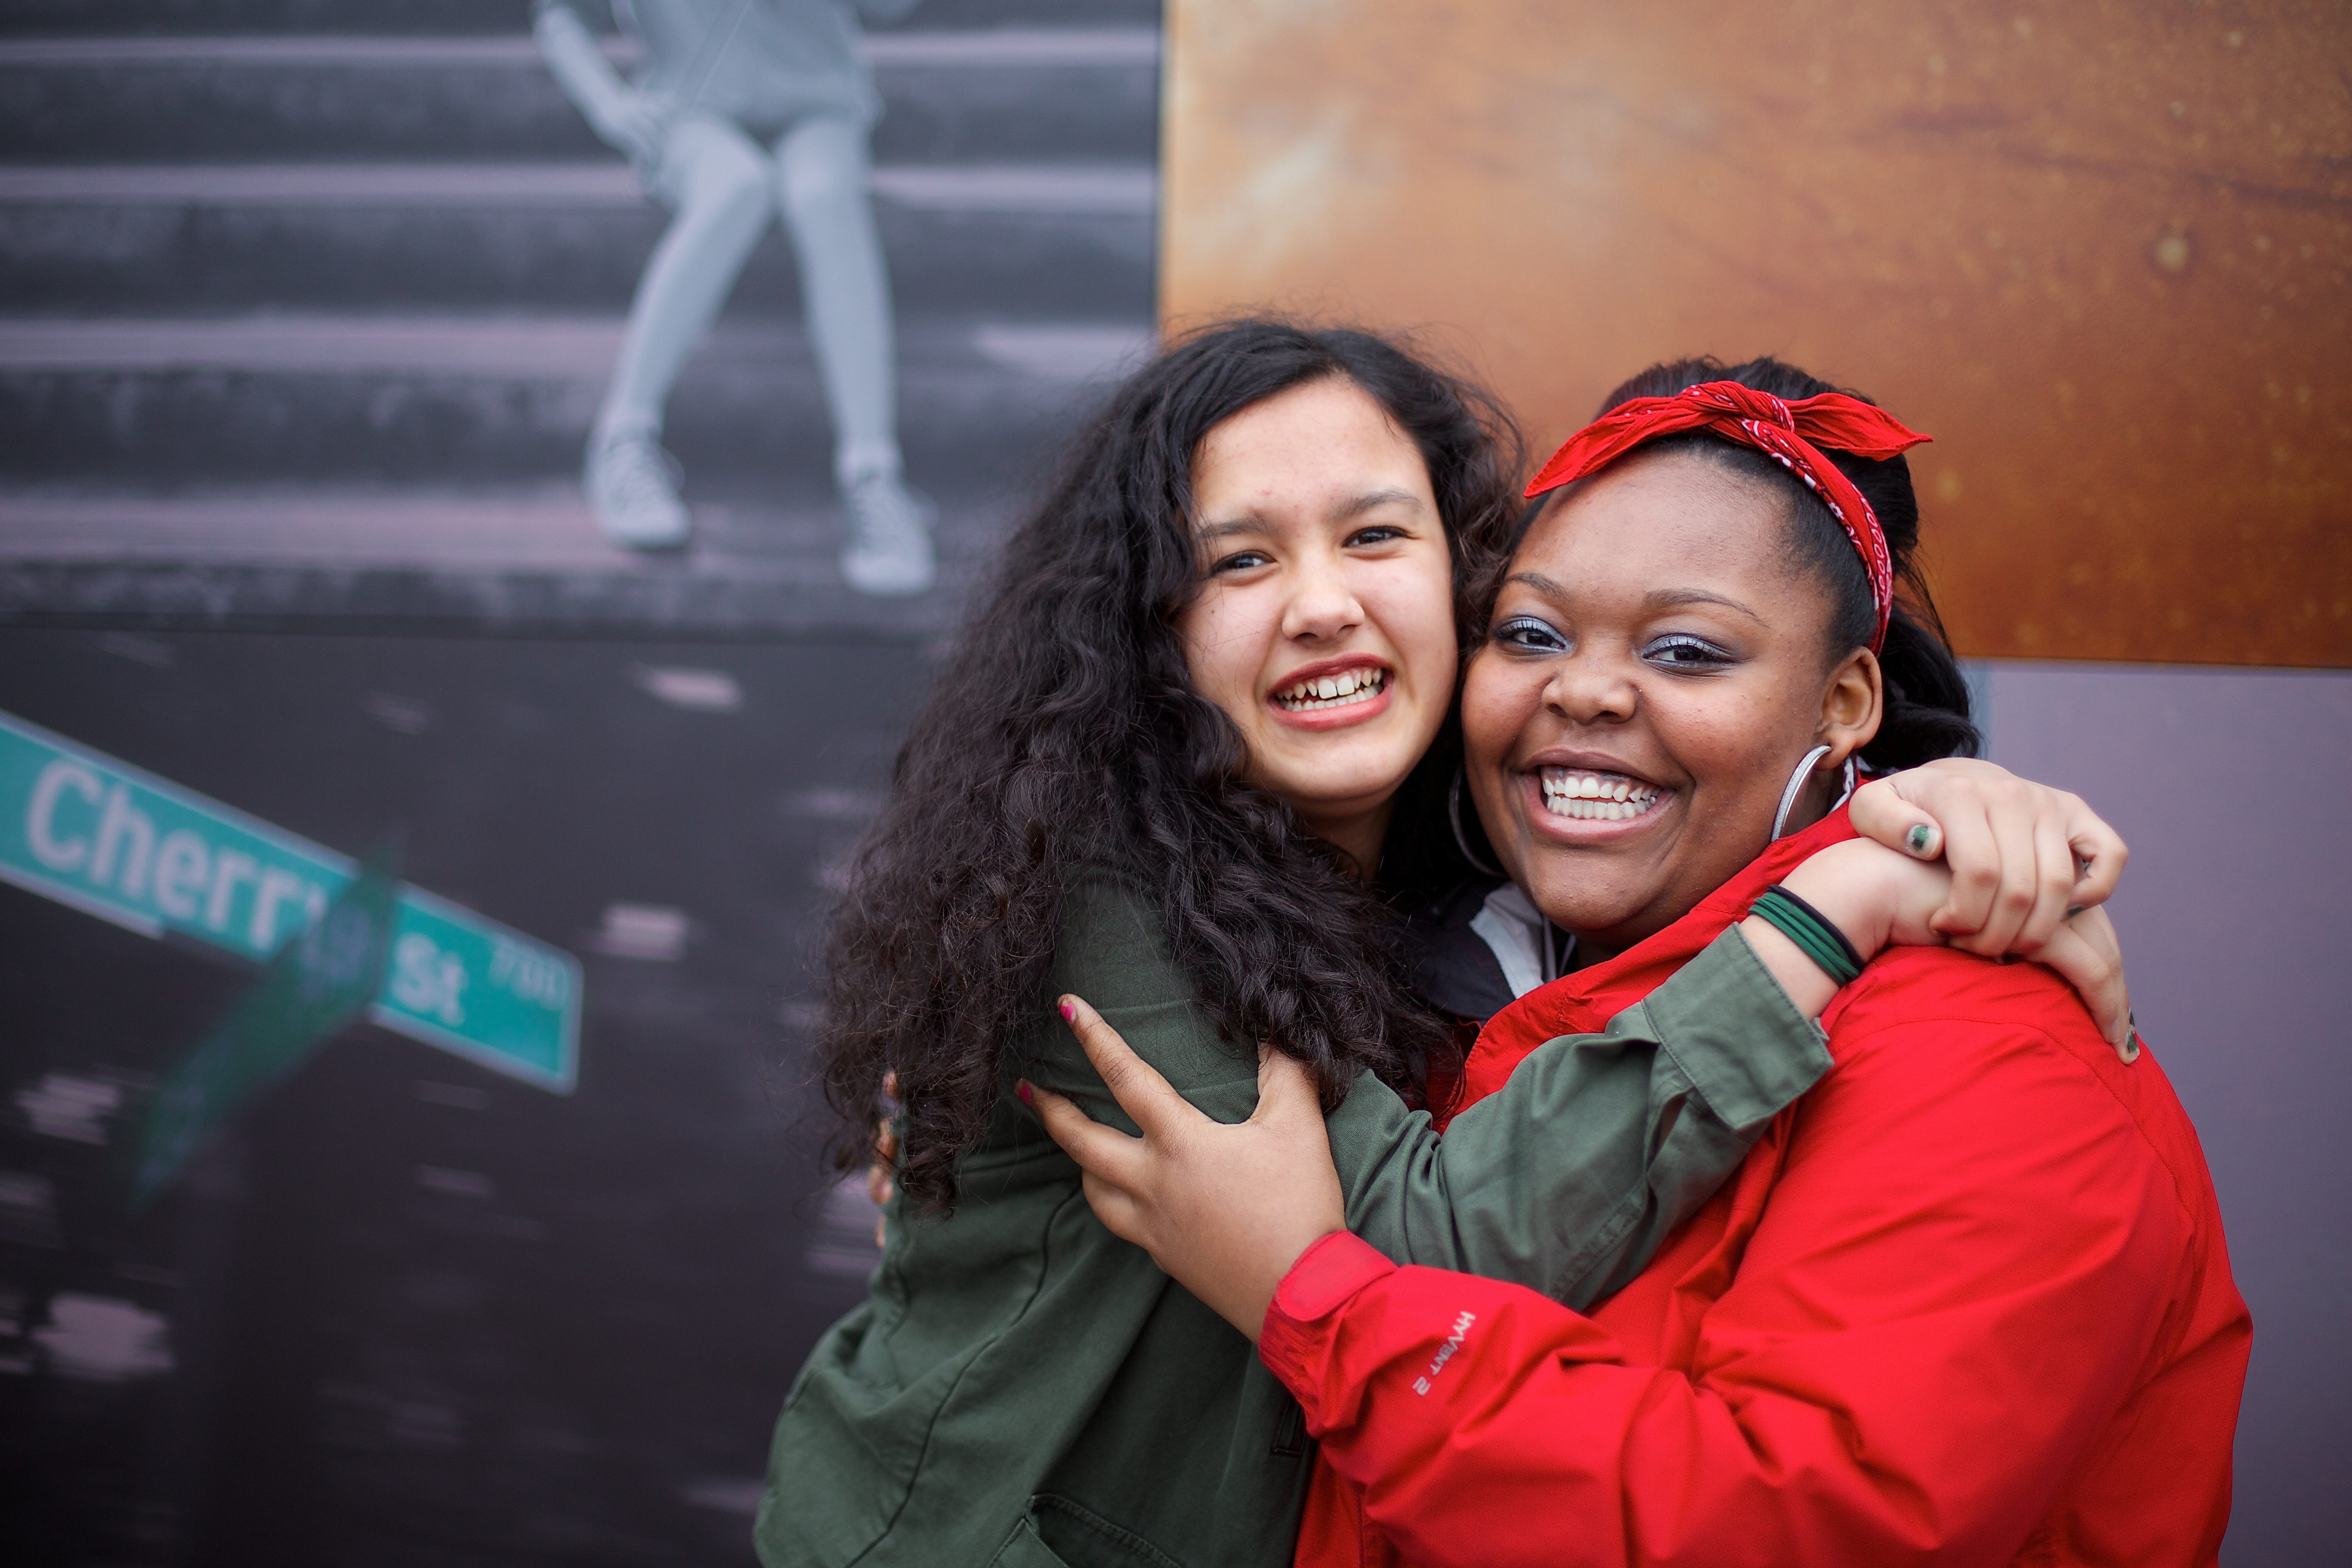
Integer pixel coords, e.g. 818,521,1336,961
1010,873,1272,1133
1028,876,1831,1312
1329,926,1832,1309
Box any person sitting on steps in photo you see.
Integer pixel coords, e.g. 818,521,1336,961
535,0,935,594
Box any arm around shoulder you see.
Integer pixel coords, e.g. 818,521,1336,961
1331,927,1831,1307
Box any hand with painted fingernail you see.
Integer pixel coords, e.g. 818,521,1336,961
1849,757,2127,958
1775,837,2138,1060
868,1070,902,1249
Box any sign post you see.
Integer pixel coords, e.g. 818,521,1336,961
134,847,401,1204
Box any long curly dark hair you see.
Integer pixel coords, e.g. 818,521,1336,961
1580,356,1979,769
818,320,1523,1210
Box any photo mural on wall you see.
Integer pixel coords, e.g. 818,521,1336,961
0,0,1159,634
0,2,1161,1562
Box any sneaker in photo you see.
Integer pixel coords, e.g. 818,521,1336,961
839,471,937,597
585,430,691,550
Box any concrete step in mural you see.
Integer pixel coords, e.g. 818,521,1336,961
0,481,1018,635
0,313,1151,484
0,160,1155,316
0,0,1159,38
0,31,1161,165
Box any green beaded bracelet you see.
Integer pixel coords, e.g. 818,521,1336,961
1749,884,1866,986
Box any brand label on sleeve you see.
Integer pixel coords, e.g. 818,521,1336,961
1413,1310,1477,1395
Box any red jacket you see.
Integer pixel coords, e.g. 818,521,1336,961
1265,813,2250,1568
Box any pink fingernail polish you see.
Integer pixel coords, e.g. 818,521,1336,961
1058,1000,1075,1022
1016,1080,1035,1107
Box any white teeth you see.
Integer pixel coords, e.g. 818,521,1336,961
1547,799,1639,822
1538,769,1662,821
1276,668,1387,710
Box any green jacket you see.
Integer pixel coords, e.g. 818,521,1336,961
759,875,1829,1568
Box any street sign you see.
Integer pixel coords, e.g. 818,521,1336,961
0,708,579,1092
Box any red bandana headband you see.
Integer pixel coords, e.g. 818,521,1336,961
1523,381,1931,655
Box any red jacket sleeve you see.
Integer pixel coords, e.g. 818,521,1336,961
1259,1005,2201,1568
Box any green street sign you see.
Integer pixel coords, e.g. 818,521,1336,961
0,709,579,1093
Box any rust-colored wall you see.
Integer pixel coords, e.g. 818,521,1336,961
1162,0,2350,666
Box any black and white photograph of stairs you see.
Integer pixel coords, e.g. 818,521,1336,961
0,0,1160,633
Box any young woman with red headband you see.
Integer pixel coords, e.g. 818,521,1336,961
768,328,2141,1568
1034,357,2248,1567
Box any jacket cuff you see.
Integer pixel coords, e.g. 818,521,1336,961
1259,1231,1395,1401
1647,927,1834,1131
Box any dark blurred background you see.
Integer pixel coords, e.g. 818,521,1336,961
0,0,1157,1561
0,629,923,1563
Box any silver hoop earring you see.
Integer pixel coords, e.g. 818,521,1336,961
1770,744,1834,841
1835,753,1860,810
1449,767,1506,878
